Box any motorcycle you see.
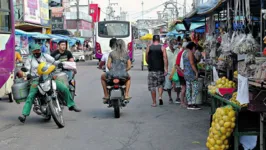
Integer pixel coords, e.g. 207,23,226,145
99,64,129,118
12,63,70,128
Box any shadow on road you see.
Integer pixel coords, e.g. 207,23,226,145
84,108,127,119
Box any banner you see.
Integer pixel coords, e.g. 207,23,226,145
24,0,41,24
40,0,50,26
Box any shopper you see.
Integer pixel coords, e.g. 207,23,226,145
183,42,201,110
146,35,168,107
164,39,179,103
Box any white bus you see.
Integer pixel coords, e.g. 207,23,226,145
94,21,138,62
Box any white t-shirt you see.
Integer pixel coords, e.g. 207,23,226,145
101,53,110,72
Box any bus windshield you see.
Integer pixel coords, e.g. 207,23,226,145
98,22,129,38
0,0,11,33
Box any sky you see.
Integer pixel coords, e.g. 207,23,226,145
90,0,193,21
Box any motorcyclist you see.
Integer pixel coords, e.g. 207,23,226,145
105,39,132,102
51,40,76,83
99,38,117,103
18,44,81,123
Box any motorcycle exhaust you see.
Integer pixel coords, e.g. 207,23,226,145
123,100,129,106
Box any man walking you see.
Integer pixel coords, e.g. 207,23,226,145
146,35,168,107
163,39,179,103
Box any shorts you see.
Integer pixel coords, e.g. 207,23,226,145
164,73,172,90
179,75,186,86
148,71,165,91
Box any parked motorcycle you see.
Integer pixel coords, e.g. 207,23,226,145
12,63,70,128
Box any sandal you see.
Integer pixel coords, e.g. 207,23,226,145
125,97,132,100
151,104,157,107
102,97,109,104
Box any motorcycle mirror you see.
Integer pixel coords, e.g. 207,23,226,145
21,67,28,72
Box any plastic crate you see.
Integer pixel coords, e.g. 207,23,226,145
248,90,266,112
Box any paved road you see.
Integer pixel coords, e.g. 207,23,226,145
0,50,209,150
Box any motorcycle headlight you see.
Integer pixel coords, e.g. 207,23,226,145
39,80,51,92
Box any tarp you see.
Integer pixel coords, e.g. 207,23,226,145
15,30,51,39
197,0,226,15
190,22,205,31
166,30,179,36
15,29,28,35
175,24,186,31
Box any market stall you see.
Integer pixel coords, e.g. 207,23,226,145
184,0,266,149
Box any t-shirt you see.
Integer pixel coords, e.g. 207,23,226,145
176,48,185,77
51,50,73,62
108,51,130,78
101,52,110,72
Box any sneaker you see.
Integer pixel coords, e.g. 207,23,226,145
187,105,194,110
175,98,181,104
193,105,202,110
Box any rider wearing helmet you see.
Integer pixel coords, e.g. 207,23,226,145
18,44,81,123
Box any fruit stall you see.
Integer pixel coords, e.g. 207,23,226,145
207,75,266,150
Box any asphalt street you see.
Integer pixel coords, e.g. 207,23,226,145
0,50,209,150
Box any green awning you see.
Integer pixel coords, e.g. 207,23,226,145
189,22,205,31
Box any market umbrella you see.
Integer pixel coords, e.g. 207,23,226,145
140,33,153,41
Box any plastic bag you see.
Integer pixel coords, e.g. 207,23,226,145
62,62,77,70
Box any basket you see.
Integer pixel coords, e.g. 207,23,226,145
217,88,236,96
248,89,266,112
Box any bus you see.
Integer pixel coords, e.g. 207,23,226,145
94,21,138,62
0,0,15,101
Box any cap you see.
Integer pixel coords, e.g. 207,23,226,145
30,44,41,52
153,35,160,42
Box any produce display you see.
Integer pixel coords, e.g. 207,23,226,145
233,71,238,78
208,77,236,95
206,106,236,150
230,92,248,108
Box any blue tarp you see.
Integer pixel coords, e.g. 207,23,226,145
175,24,186,31
15,29,28,35
15,29,51,39
190,22,205,31
197,0,224,15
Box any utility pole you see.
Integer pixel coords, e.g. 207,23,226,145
88,0,90,14
183,0,186,17
141,1,144,19
76,0,80,37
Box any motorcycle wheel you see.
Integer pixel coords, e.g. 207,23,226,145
113,100,120,118
49,99,65,128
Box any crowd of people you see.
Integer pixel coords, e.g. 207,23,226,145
146,35,203,110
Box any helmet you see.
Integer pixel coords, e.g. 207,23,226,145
30,44,41,52
37,62,56,76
